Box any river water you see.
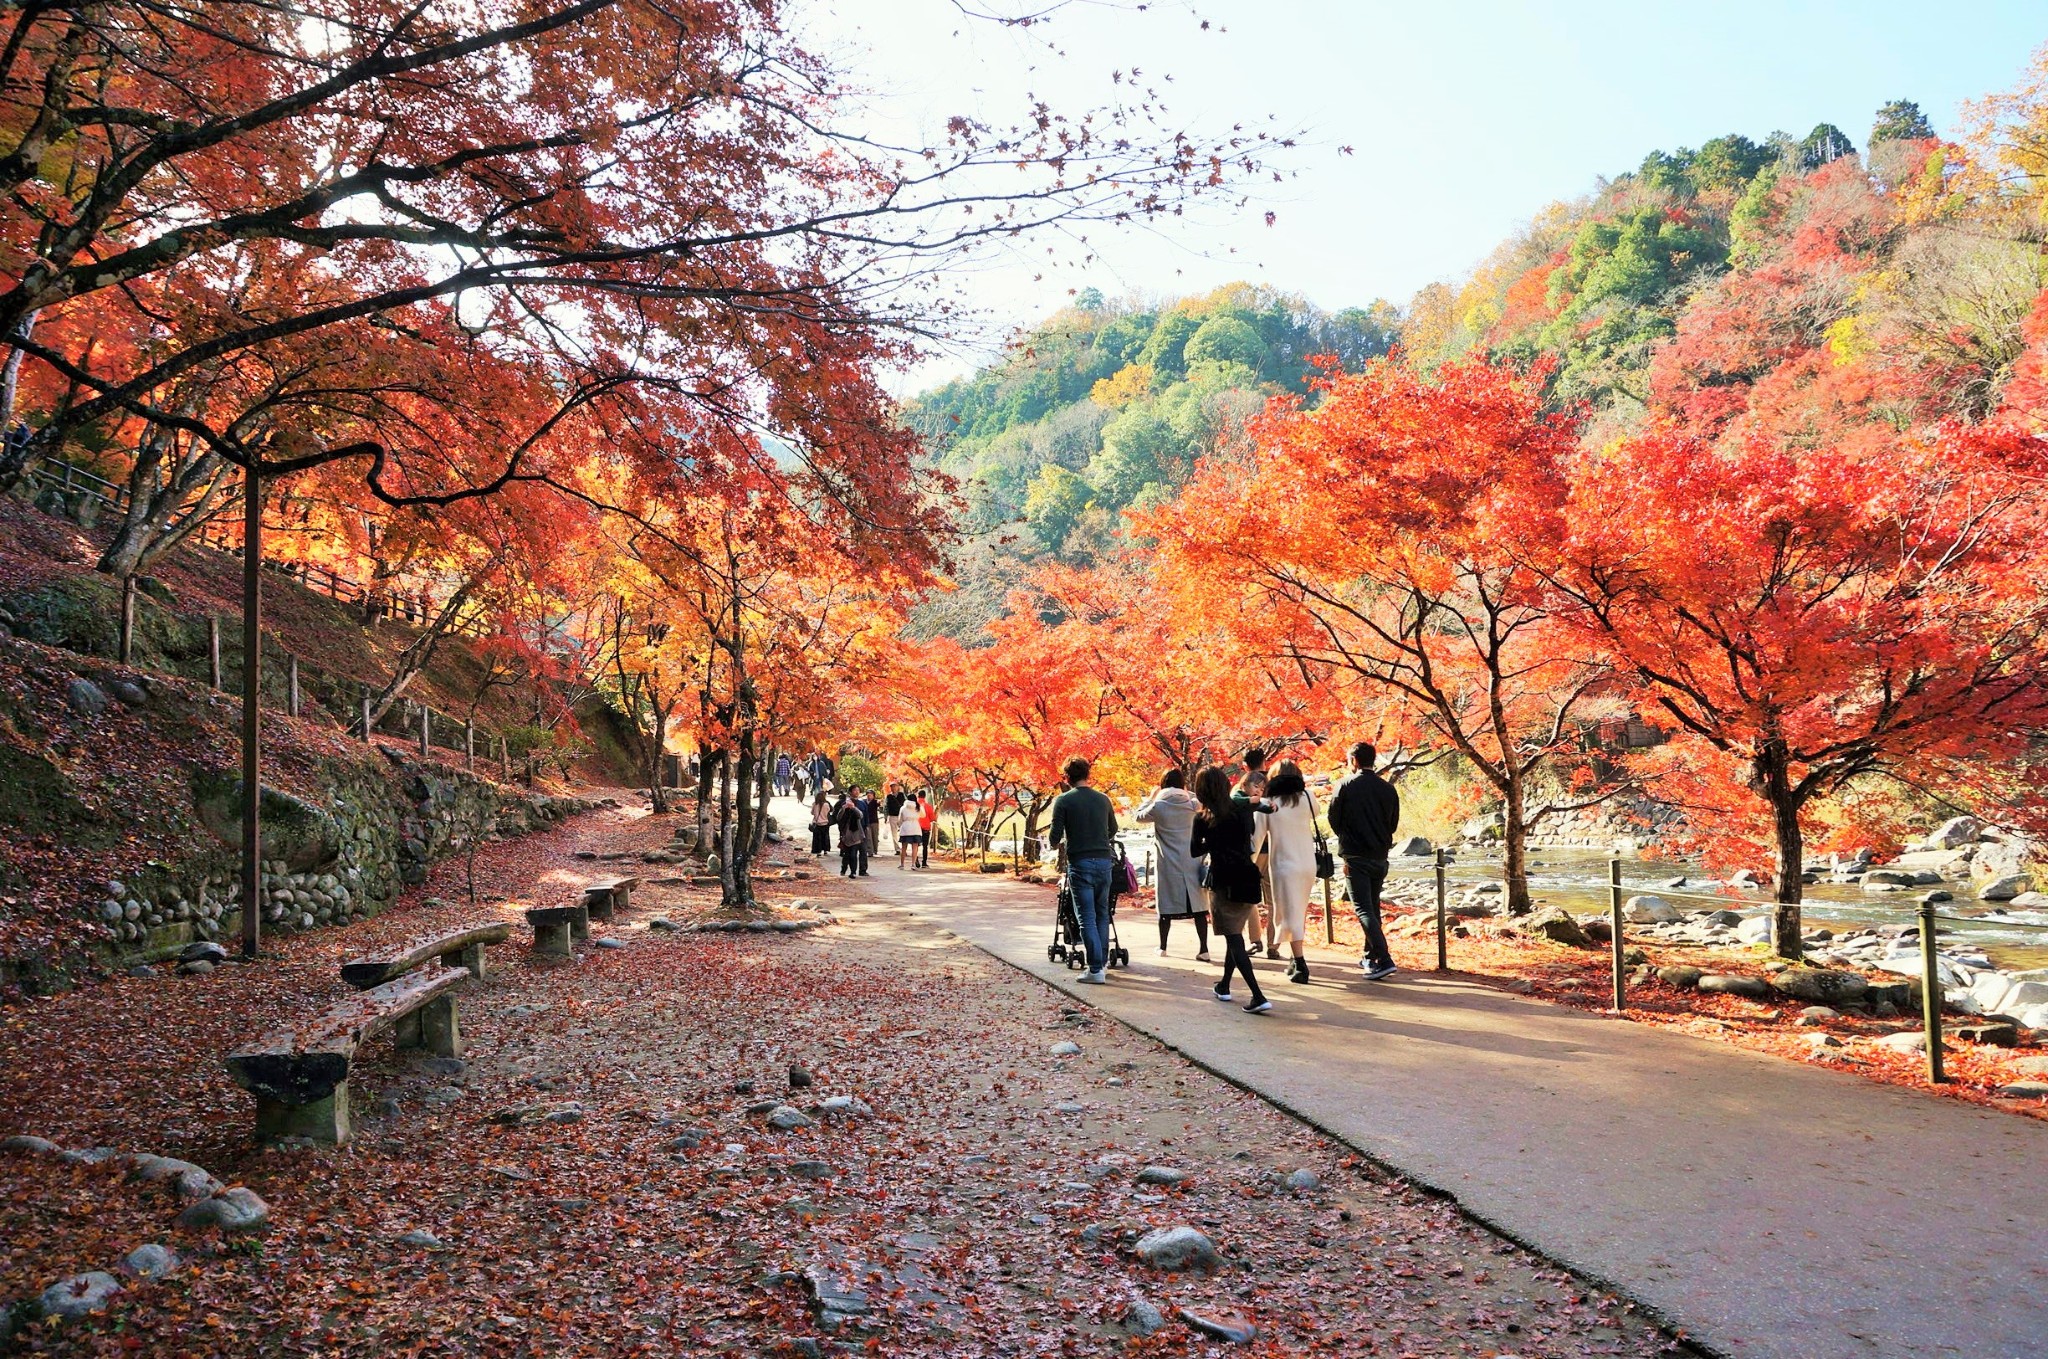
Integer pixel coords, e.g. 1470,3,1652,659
1101,834,2048,972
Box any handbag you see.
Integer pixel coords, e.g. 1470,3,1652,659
1309,793,1336,880
1111,841,1140,897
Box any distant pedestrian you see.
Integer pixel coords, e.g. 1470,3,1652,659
1329,741,1401,981
896,793,926,870
774,753,793,797
855,787,879,876
808,751,830,795
1252,759,1318,984
1233,748,1281,958
916,790,937,866
1192,763,1269,1013
835,794,866,877
1049,757,1119,984
1135,768,1208,960
810,791,833,857
883,782,907,855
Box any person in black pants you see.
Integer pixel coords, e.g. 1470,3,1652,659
1190,764,1270,1013
1328,740,1401,980
835,794,866,878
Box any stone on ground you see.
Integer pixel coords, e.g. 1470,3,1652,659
177,1186,270,1233
1767,968,1869,1005
1178,1307,1258,1343
119,1244,179,1280
1132,1225,1220,1272
1123,1294,1168,1337
1697,974,1770,999
38,1271,121,1319
1134,1164,1192,1186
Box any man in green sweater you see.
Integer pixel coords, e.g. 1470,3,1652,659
1049,757,1119,983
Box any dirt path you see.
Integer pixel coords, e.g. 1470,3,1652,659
0,803,1681,1356
825,821,2048,1359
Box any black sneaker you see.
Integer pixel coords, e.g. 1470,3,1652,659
1244,997,1273,1014
1288,960,1309,984
1212,986,1233,1003
1363,963,1398,982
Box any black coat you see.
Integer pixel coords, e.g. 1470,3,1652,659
1329,769,1401,859
1190,802,1261,904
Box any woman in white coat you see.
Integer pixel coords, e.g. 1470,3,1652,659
1253,759,1319,983
1134,768,1209,959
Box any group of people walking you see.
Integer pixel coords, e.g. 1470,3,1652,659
1053,742,1401,1013
807,780,936,877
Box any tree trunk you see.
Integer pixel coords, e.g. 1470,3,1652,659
725,730,759,910
1500,790,1533,916
750,755,771,854
362,569,492,729
98,434,231,581
643,704,669,815
1769,792,1806,961
0,311,38,491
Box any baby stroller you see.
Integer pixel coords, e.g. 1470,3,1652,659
1047,844,1134,971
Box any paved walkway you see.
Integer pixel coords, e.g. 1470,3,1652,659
790,814,2048,1359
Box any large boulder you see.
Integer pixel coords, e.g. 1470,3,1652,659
191,772,339,872
1920,816,1984,849
1515,907,1590,948
1767,968,1869,1005
1624,895,1680,924
1393,835,1433,858
1698,974,1771,999
1978,874,2031,902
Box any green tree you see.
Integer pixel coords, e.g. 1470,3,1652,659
1798,123,1856,170
1871,99,1935,144
1024,465,1095,551
1136,311,1202,379
1183,315,1268,371
1691,134,1772,192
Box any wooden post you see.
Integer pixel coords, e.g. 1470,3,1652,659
208,614,222,689
239,468,263,959
1920,897,1946,1084
1609,856,1626,1011
1434,848,1448,972
417,703,430,756
118,574,137,665
287,656,300,718
1322,875,1334,945
465,719,475,771
500,734,510,776
360,694,373,742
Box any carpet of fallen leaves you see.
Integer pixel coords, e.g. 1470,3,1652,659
0,804,1687,1357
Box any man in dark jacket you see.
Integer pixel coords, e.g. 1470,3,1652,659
1328,741,1401,980
1048,757,1119,984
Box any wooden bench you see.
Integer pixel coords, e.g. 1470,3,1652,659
580,876,641,921
340,921,512,989
225,965,467,1144
525,903,589,957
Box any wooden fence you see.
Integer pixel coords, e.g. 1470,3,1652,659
22,454,489,637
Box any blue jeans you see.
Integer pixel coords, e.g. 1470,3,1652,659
1069,856,1114,972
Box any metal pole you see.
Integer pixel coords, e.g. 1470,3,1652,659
238,469,263,959
1609,856,1626,1011
287,655,300,718
1919,897,1946,1084
1433,848,1448,972
208,615,222,689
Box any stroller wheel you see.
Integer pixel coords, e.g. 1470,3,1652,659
1114,948,1130,967
1048,944,1063,962
1066,953,1084,971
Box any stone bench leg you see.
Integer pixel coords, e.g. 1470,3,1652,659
585,892,614,923
441,942,487,981
533,920,572,957
255,1085,351,1144
420,995,461,1058
613,884,632,913
570,906,590,942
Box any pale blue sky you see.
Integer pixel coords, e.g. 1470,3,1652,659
798,1,2047,374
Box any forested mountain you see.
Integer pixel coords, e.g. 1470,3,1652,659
901,285,1399,639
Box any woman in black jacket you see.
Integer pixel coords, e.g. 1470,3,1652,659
1190,764,1271,1013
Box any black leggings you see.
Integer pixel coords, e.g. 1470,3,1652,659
1219,931,1265,1001
1159,913,1210,951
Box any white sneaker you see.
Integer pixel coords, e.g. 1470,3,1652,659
1076,970,1107,985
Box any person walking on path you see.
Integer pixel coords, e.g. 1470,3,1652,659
883,782,907,856
916,790,937,867
896,792,926,870
835,793,866,878
855,787,880,876
1233,748,1282,959
1329,740,1402,980
1252,759,1319,984
1048,757,1119,985
774,753,793,798
809,790,833,858
1135,768,1209,960
1192,764,1270,1013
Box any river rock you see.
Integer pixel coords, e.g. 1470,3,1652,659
1657,965,1704,989
1135,1165,1192,1187
1873,1030,1939,1054
1050,1041,1081,1057
1728,869,1766,889
177,1186,270,1233
1393,835,1433,857
1283,1167,1323,1191
38,1271,121,1320
1123,1294,1168,1337
1767,968,1868,1005
1978,874,2031,901
119,1244,180,1280
64,678,109,717
767,1105,813,1130
1920,816,1984,849
1624,895,1680,924
2000,1081,2048,1098
1133,1225,1220,1272
1697,974,1770,999
1516,906,1589,948
2,1134,58,1155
